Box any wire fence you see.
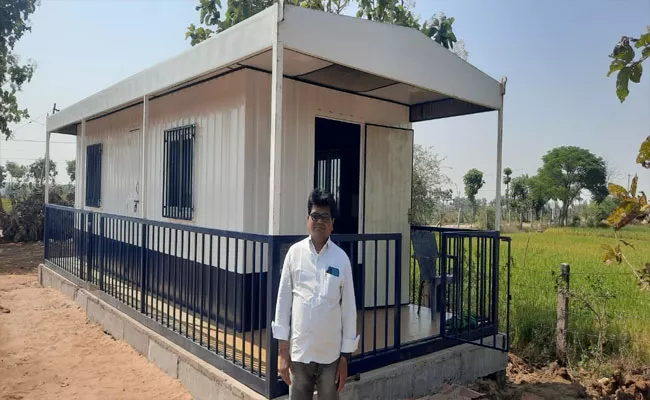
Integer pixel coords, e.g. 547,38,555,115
504,264,650,364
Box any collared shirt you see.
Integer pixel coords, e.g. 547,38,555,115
271,236,359,364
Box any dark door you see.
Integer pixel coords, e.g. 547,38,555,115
314,117,360,234
314,117,362,308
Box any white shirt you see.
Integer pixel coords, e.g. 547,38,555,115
271,236,359,364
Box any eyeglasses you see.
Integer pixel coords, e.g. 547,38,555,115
309,212,332,222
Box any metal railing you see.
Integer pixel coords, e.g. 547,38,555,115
410,225,511,352
44,207,508,398
44,205,405,398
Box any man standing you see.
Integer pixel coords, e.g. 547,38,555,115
272,189,359,400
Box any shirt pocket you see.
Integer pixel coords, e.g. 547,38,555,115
321,273,342,301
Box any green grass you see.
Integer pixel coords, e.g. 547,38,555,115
503,225,650,369
1,197,10,213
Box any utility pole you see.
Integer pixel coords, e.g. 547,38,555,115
628,174,631,191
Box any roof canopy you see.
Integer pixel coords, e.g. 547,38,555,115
47,4,502,134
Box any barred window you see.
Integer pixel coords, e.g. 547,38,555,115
163,125,195,220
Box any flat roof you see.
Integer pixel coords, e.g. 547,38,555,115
47,4,502,134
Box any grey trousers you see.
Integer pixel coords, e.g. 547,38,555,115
289,360,339,400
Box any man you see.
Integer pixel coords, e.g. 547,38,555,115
272,189,359,400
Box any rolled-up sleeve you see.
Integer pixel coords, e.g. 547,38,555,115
271,250,292,341
340,258,359,353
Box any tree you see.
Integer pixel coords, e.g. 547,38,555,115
607,26,650,102
528,175,549,221
66,160,76,183
0,164,6,190
186,0,334,45
410,144,452,225
1,0,38,140
356,3,459,50
0,164,6,214
28,158,57,187
5,161,26,183
186,1,468,63
503,167,512,223
536,146,608,226
510,175,530,229
463,168,484,221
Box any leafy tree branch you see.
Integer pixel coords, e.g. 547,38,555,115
607,26,650,102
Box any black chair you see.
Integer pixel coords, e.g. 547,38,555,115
411,230,454,318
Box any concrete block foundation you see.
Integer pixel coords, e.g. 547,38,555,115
39,263,507,400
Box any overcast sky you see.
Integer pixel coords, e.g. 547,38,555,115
2,0,649,200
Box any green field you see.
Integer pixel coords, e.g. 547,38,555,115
504,225,650,368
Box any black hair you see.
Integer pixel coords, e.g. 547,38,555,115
307,188,338,219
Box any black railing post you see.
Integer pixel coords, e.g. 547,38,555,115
394,237,401,350
439,232,448,336
99,215,105,291
491,233,500,336
141,223,148,315
44,206,50,260
87,212,94,282
265,237,280,399
79,212,86,281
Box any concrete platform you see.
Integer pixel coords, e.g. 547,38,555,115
39,263,507,400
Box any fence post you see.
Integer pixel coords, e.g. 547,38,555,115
44,206,50,260
79,213,86,281
556,263,570,364
266,237,280,398
140,223,148,315
87,213,94,282
394,236,401,349
99,216,105,291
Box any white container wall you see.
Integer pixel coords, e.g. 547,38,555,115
74,68,414,287
243,69,411,235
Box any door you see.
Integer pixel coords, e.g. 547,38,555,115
314,117,360,235
363,124,413,308
314,117,362,308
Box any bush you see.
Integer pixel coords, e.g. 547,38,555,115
475,206,496,230
582,196,620,228
0,185,73,242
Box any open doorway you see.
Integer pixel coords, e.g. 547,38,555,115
314,117,361,235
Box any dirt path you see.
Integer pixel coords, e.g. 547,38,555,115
0,243,192,400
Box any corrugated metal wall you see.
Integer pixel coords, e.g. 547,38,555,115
243,68,411,236
145,70,247,231
73,68,414,278
80,104,143,216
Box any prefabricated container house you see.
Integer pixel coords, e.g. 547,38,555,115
43,4,511,398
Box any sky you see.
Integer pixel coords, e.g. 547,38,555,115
2,0,649,201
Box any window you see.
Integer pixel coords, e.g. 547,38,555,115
85,143,103,207
163,125,195,220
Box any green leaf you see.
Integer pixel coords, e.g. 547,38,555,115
635,32,650,48
630,63,643,83
608,183,629,199
616,66,631,102
637,136,650,168
619,43,636,62
644,47,650,57
607,59,627,77
606,200,641,230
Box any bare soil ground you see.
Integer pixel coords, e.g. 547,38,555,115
0,242,191,400
466,354,650,400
